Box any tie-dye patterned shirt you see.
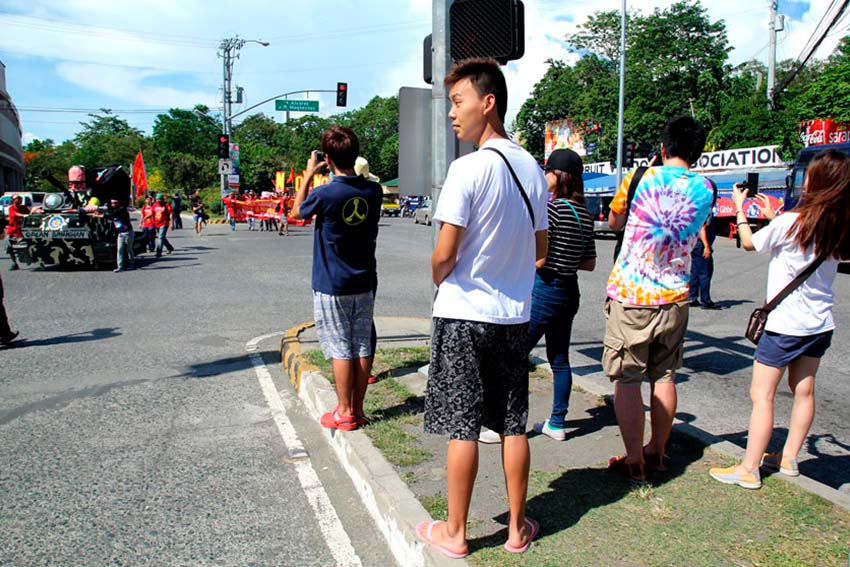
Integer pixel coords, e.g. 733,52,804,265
607,166,713,305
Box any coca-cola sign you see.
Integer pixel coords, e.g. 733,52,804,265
800,118,850,146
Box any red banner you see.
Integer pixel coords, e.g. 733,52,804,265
223,197,312,226
799,118,850,147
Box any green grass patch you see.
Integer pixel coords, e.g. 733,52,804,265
362,377,430,467
371,346,430,379
301,349,332,375
468,449,850,567
421,493,449,522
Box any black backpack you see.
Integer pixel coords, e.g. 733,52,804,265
612,166,648,261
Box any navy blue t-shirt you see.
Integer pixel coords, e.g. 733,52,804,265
299,175,382,295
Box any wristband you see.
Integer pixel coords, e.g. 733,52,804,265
737,221,749,227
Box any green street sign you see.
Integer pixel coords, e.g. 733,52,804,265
275,99,319,112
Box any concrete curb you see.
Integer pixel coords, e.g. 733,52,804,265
532,356,850,513
281,321,465,567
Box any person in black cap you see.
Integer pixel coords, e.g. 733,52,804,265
528,148,597,441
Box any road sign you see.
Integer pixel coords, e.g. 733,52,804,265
275,99,319,112
218,159,233,175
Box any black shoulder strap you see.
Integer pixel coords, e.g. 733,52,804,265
623,166,648,223
762,255,827,312
482,147,535,228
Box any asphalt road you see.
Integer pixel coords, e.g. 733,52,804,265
0,220,418,567
1,214,848,566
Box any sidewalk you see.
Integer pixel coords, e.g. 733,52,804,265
282,316,850,567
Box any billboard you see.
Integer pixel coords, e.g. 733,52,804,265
799,118,850,146
544,119,588,161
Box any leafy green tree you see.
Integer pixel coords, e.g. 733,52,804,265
73,110,148,169
785,35,850,122
151,105,220,159
232,114,288,190
24,138,55,152
518,0,731,162
342,95,399,180
24,140,78,191
159,153,217,193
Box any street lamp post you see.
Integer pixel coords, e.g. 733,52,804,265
218,36,269,196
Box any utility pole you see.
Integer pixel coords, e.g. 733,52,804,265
767,0,778,109
218,36,269,195
616,0,627,190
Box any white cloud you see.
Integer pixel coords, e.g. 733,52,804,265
22,132,40,145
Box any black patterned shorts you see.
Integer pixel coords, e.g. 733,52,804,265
424,317,529,441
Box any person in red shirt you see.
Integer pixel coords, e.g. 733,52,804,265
5,196,30,270
222,192,237,231
139,195,156,252
152,193,174,257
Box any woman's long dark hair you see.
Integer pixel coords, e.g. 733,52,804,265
550,170,585,204
790,150,850,260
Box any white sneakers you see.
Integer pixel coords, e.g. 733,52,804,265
479,421,570,443
533,420,567,441
478,428,502,444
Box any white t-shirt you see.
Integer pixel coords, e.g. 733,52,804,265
752,212,838,335
432,137,549,324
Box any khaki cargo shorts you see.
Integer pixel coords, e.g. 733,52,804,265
602,298,689,385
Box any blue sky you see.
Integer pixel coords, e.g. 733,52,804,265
0,0,844,146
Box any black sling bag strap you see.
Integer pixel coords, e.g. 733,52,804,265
483,147,535,228
613,166,648,260
763,255,827,312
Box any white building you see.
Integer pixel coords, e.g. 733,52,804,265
0,60,25,194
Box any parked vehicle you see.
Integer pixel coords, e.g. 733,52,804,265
0,192,35,217
584,194,615,235
381,199,400,217
413,201,432,225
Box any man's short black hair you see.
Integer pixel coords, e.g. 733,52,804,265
444,57,508,123
661,115,706,165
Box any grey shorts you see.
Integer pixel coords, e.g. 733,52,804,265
424,317,529,441
313,290,375,360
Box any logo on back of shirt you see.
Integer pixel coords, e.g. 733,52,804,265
342,197,368,226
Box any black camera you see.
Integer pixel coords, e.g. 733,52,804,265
314,151,325,163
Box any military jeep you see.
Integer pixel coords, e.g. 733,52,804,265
16,166,147,269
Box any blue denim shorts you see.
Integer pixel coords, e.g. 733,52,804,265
755,330,833,368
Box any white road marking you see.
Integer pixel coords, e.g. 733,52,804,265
247,333,362,567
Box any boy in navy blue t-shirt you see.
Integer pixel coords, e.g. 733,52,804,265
292,126,382,430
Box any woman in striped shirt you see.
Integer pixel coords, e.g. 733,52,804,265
530,149,597,441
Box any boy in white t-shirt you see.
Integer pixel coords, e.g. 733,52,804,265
418,58,549,558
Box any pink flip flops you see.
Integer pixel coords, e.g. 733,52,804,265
504,516,540,554
415,520,469,559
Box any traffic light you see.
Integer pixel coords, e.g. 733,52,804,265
622,143,636,169
218,134,230,159
450,0,525,64
336,82,348,107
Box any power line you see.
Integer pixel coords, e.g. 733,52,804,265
0,12,218,48
776,0,850,94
